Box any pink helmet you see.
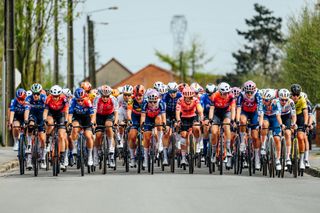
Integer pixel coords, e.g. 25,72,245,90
231,87,241,97
147,89,159,102
243,80,256,93
182,86,195,98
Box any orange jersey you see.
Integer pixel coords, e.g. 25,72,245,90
176,97,201,118
210,92,235,111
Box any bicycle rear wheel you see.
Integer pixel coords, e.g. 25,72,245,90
248,138,252,176
33,137,39,177
189,134,194,174
219,134,223,175
80,135,85,176
170,134,175,173
280,137,286,178
269,138,275,178
19,134,26,175
137,133,142,174
151,136,155,175
293,139,298,178
103,134,108,174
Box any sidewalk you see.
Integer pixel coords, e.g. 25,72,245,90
306,145,320,177
0,147,19,173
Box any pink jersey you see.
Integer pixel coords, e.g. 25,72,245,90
176,97,200,118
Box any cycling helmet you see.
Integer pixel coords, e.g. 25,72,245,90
153,81,163,90
88,89,98,100
122,85,133,94
112,88,120,97
290,84,301,96
31,83,42,93
117,86,123,94
16,88,26,100
74,88,86,99
158,84,167,95
62,88,72,97
133,85,145,97
205,83,216,94
147,89,159,102
50,85,62,96
278,89,290,99
231,87,241,97
182,86,195,98
178,83,188,93
81,81,92,93
167,82,178,93
99,85,112,96
190,82,202,93
243,80,256,93
218,82,231,93
26,90,32,97
300,92,308,100
263,89,275,100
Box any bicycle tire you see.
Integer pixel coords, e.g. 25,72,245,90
280,137,285,178
219,133,223,175
103,134,108,174
189,134,194,174
151,136,155,175
124,130,129,172
248,138,252,176
207,141,212,174
52,134,59,176
80,135,84,176
269,137,275,178
18,134,25,175
170,134,175,173
293,138,298,178
33,137,39,177
137,133,142,174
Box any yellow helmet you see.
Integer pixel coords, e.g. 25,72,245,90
112,88,120,97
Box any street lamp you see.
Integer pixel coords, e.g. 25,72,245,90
83,6,118,87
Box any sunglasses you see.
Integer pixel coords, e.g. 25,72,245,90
136,94,143,97
168,91,177,94
263,99,271,102
33,93,40,96
221,92,230,95
246,91,253,95
102,95,110,98
77,99,84,103
149,101,157,104
280,99,288,102
123,94,131,97
292,94,299,97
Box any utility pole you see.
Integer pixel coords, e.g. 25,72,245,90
6,0,15,146
87,15,96,88
67,0,74,89
54,0,59,84
2,0,8,146
83,25,87,80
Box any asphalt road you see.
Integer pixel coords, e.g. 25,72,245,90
0,161,319,213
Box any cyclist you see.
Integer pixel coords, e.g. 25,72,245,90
140,89,166,167
301,92,312,168
127,85,145,167
117,85,134,147
261,89,284,171
236,80,263,170
176,86,203,166
208,82,236,164
278,89,297,168
200,83,216,161
81,81,92,94
94,85,119,168
290,84,309,170
162,82,182,163
9,89,27,153
43,85,69,170
24,83,47,169
68,88,95,167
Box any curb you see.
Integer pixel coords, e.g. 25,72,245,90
0,159,19,174
305,167,320,178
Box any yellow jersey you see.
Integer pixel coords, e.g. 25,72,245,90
293,96,307,115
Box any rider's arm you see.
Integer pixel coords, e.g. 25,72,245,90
176,100,181,122
43,109,48,121
230,103,236,121
9,111,15,125
303,108,308,126
196,103,204,121
114,111,119,125
208,105,214,121
8,99,15,124
140,113,146,127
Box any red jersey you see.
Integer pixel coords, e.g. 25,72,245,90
45,94,68,113
94,96,119,116
210,92,235,111
176,97,201,118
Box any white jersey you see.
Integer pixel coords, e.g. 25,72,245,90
280,98,296,116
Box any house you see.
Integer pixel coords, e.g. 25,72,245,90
113,64,179,88
83,58,132,87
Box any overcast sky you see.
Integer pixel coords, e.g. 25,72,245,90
52,0,317,85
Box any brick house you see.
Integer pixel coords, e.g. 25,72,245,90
83,58,132,87
113,64,179,88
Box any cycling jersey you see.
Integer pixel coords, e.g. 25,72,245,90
25,94,47,114
262,99,281,116
118,94,133,111
10,98,27,115
45,94,68,113
69,98,94,115
163,92,182,116
280,98,296,116
141,99,166,118
127,98,144,116
210,92,235,111
94,96,119,116
236,91,263,114
293,96,307,115
176,97,200,118
200,93,212,117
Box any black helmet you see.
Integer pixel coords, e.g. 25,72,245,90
290,84,301,95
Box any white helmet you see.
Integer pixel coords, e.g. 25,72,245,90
167,82,178,93
278,89,290,99
158,84,167,95
147,89,159,102
205,83,216,94
117,86,123,94
26,90,32,97
190,82,201,93
218,82,231,93
62,88,72,97
300,92,308,100
263,89,275,100
122,85,133,94
153,81,164,90
50,85,62,96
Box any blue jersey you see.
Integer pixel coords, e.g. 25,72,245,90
200,93,212,116
236,91,263,114
10,98,27,115
163,92,182,114
263,99,281,116
69,98,94,116
141,99,166,118
25,94,47,115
